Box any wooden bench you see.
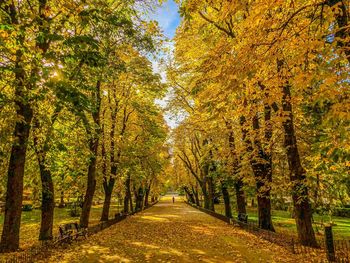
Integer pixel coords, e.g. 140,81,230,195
55,222,88,245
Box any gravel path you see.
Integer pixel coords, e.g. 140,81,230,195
43,196,302,262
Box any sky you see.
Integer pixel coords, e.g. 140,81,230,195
151,0,181,129
152,0,181,39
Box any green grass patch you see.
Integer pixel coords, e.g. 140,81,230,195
0,203,124,248
214,204,350,239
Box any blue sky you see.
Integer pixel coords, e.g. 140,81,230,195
151,0,182,129
152,0,180,39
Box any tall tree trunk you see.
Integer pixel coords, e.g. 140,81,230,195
33,107,60,241
0,103,32,251
134,187,143,211
123,195,129,214
221,181,232,218
37,164,55,240
207,177,215,212
1,1,52,251
123,174,132,213
240,113,274,231
192,185,200,206
0,51,33,252
281,81,317,247
59,191,65,208
80,80,101,228
184,186,196,203
129,185,134,213
144,182,151,207
234,179,247,214
101,179,115,221
226,121,247,215
202,178,210,209
79,139,98,228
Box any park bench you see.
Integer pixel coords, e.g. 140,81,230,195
237,213,248,223
55,222,88,245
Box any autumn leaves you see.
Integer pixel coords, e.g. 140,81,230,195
171,0,349,247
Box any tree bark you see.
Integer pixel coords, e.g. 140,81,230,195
192,185,200,206
100,179,115,221
207,176,215,212
79,139,98,228
234,179,247,214
281,81,317,247
184,186,196,203
59,191,65,208
240,112,275,231
1,0,51,250
123,174,132,213
80,80,101,228
221,181,232,218
202,178,210,209
144,181,151,207
0,50,33,252
226,121,247,215
37,164,55,240
33,106,60,241
0,103,32,251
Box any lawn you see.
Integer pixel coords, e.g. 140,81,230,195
0,203,124,249
214,204,350,239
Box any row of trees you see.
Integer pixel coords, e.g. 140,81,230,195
170,0,349,247
0,0,169,252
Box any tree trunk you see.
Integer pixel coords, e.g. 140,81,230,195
33,112,59,241
234,179,247,215
240,110,275,231
184,186,196,203
0,55,33,251
281,81,317,247
79,141,98,228
257,194,274,230
226,122,247,216
144,183,151,207
100,179,115,221
80,80,101,228
129,188,134,213
59,191,65,208
134,187,143,211
192,185,200,206
202,179,210,209
123,195,129,214
0,105,32,251
207,177,215,212
221,181,232,218
123,174,132,213
38,164,55,240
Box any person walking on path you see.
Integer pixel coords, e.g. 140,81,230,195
172,196,175,203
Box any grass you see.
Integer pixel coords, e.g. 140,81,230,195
214,204,350,239
0,202,124,249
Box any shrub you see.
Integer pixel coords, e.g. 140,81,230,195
22,204,33,212
69,205,81,217
333,207,350,218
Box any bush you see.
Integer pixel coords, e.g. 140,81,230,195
69,204,81,217
22,204,33,212
333,207,350,218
